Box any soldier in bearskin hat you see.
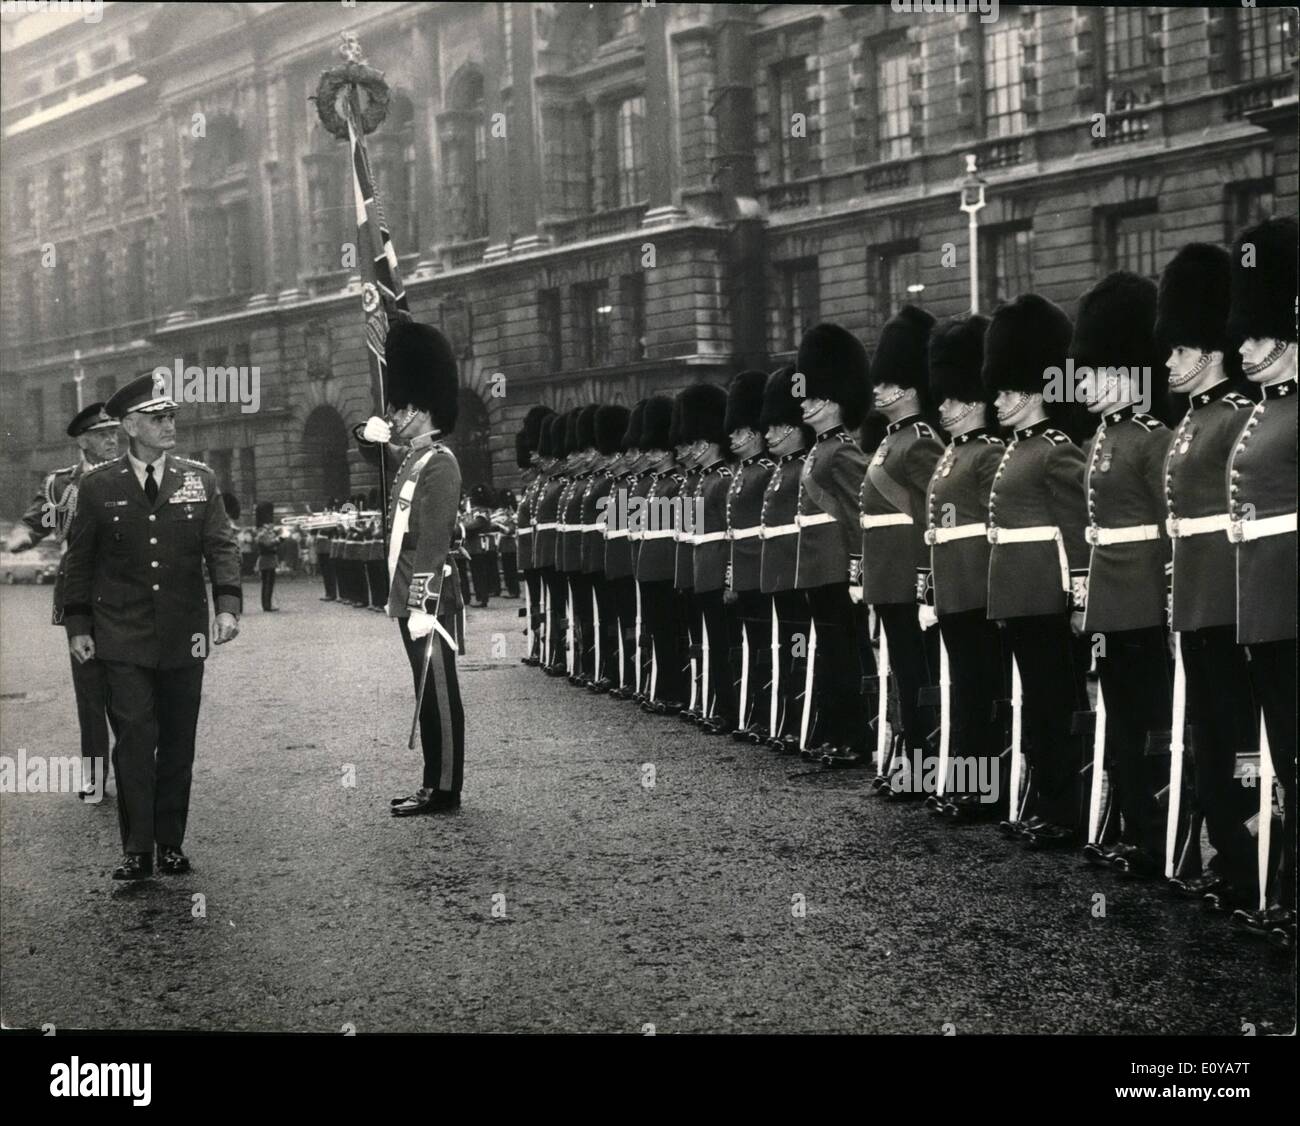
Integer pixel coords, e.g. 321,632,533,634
1225,216,1297,946
356,319,466,816
723,371,776,742
1071,272,1172,877
981,293,1091,849
758,365,815,753
254,501,280,612
670,392,704,721
792,323,873,765
608,400,651,698
464,482,498,609
1156,243,1259,909
534,413,572,674
860,305,945,792
584,403,630,692
921,315,1008,821
558,406,599,682
515,405,555,665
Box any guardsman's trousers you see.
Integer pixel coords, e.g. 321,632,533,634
1246,638,1295,907
937,609,1006,804
398,618,465,794
804,583,869,752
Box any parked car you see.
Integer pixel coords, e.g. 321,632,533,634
0,543,60,584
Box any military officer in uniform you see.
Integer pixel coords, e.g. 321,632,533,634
1072,272,1172,877
921,316,1007,821
1157,243,1260,913
860,306,945,791
1224,217,1297,945
356,321,466,816
8,401,121,799
982,294,1091,849
792,324,873,766
63,374,242,879
722,371,776,742
758,367,813,753
583,404,629,692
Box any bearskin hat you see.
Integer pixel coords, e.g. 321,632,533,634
760,364,806,430
470,483,494,507
578,403,600,451
639,395,674,452
872,304,935,391
677,382,728,446
796,323,872,429
1228,216,1298,344
254,500,274,527
595,404,630,456
515,429,531,470
1071,271,1159,372
384,320,459,433
522,404,555,451
622,398,647,452
1155,242,1231,356
929,315,990,405
538,413,560,460
725,370,769,435
222,493,242,523
981,293,1074,396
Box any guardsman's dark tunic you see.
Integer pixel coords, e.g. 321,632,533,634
727,453,775,733
759,449,811,745
692,460,736,726
534,471,570,668
636,467,686,702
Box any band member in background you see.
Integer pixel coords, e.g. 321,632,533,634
63,374,242,879
494,490,519,599
1071,272,1171,877
534,414,569,674
759,366,813,754
921,316,1007,821
982,294,1091,850
464,483,497,609
860,305,944,792
723,371,775,742
1224,216,1297,946
1157,242,1259,914
315,504,339,601
584,404,629,692
8,401,121,800
255,501,280,612
792,324,872,767
357,320,465,817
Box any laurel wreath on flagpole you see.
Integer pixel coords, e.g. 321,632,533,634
310,35,390,139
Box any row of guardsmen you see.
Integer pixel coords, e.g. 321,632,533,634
304,507,391,610
512,216,1296,951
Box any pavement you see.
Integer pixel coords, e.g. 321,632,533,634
0,578,1293,1034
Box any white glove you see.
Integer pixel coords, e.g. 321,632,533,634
362,415,392,444
848,585,864,605
918,605,938,631
408,610,436,641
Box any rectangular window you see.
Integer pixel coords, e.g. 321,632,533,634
596,3,639,44
1226,180,1276,240
55,59,77,85
615,96,646,208
27,388,45,442
95,375,117,403
122,138,144,200
238,446,257,508
539,287,562,372
1104,8,1158,110
48,164,69,222
14,176,32,231
980,223,1034,311
574,280,612,367
772,58,811,180
876,39,912,161
1107,204,1162,279
84,243,108,329
1238,7,1297,81
91,45,116,70
22,75,41,99
60,381,78,421
22,251,42,338
226,201,252,294
982,23,1024,137
84,150,104,207
125,238,147,321
307,167,338,272
52,243,73,325
622,272,646,361
874,242,922,326
778,259,820,352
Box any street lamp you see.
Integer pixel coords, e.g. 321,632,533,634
959,153,987,314
73,347,84,410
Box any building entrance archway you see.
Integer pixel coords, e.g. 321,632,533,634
302,405,351,507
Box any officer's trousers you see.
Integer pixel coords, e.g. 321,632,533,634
771,589,811,741
398,618,465,793
697,588,736,726
69,653,115,789
1246,637,1296,908
640,579,685,703
1096,626,1171,856
937,609,1005,799
804,583,868,752
569,571,595,679
259,567,276,611
317,552,337,599
523,570,544,660
588,572,615,683
608,576,637,688
1003,613,1087,829
1181,625,1257,894
101,660,204,854
876,602,938,753
680,589,700,708
540,566,567,669
734,590,770,734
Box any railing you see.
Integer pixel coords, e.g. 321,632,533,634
1090,105,1153,148
445,239,488,268
545,204,647,245
1225,74,1297,120
764,181,813,211
970,135,1025,171
862,159,911,192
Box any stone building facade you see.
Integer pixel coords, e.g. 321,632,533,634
1,2,1296,517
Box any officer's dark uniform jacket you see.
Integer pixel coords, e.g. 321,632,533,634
795,427,870,589
582,466,616,574
17,459,109,625
727,454,775,592
515,470,541,571
1081,405,1170,632
635,468,684,582
558,471,590,573
1228,378,1297,645
923,429,1002,616
986,419,1089,620
384,433,464,625
1164,381,1255,632
674,466,702,590
533,472,567,570
859,415,944,605
760,451,806,594
605,468,644,580
692,460,734,593
62,455,242,667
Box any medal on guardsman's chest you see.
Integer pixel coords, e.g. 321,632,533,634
1176,425,1196,456
1099,453,1112,473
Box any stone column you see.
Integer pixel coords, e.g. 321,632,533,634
642,2,687,228
482,2,511,261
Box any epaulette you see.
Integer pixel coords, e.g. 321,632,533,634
173,455,213,471
48,463,79,479
978,435,1005,446
1133,413,1164,432
1224,392,1253,410
912,421,938,440
1043,428,1071,445
82,459,117,476
717,465,734,477
757,457,776,468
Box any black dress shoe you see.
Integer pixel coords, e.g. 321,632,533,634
319,597,336,602
1024,823,1080,850
590,678,614,693
655,700,685,716
1169,873,1225,900
157,846,191,874
112,854,152,881
1202,886,1253,915
391,788,459,816
700,717,734,736
1109,845,1161,881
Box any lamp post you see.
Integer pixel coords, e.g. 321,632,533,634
959,153,987,314
73,347,84,410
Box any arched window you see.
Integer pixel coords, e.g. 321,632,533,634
446,388,494,496
440,68,487,241
302,405,352,508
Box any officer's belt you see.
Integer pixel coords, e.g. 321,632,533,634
729,525,762,540
987,524,1070,593
605,528,629,539
761,524,799,539
1086,523,1159,546
533,522,558,531
1230,511,1297,542
572,523,603,533
683,531,727,545
641,528,676,540
859,512,913,529
925,522,987,545
796,512,836,528
516,527,533,536
1166,513,1230,538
